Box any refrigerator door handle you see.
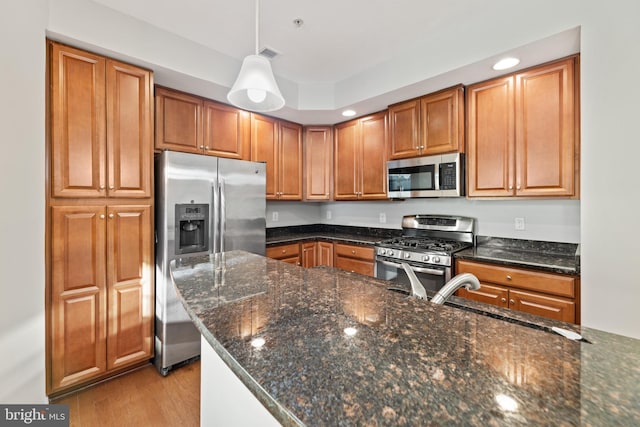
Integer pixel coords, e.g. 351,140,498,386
212,181,221,253
219,178,226,252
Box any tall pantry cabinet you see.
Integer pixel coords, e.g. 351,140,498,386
46,41,154,395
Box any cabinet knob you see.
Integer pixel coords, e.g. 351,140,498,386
200,146,204,150
109,186,114,190
501,297,507,303
281,250,287,254
100,185,105,190
108,213,114,219
506,275,512,280
99,214,105,219
517,185,521,190
509,299,515,305
420,145,424,149
508,185,513,190
351,250,356,254
205,146,209,150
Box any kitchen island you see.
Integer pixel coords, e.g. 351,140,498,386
170,251,639,426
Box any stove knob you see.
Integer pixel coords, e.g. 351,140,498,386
422,255,430,262
379,249,386,255
388,250,394,257
432,256,441,264
404,253,411,259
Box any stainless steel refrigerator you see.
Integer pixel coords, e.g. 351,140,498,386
155,151,266,375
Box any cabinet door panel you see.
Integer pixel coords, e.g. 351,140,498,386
516,59,575,196
302,242,317,268
467,76,515,196
107,205,153,370
457,283,509,308
509,289,575,323
388,99,420,159
106,60,152,198
279,121,303,200
251,114,278,199
360,112,388,199
155,87,202,153
50,43,106,198
421,86,463,155
304,127,333,200
334,121,359,200
317,242,334,267
203,101,250,160
51,206,107,390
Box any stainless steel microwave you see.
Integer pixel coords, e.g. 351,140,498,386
387,153,465,198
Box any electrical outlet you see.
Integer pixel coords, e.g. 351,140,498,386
272,211,279,222
326,210,332,220
515,217,525,230
379,213,386,224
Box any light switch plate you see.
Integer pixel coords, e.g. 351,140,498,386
272,211,279,222
379,213,386,224
515,217,525,230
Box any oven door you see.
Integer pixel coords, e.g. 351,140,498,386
375,258,450,293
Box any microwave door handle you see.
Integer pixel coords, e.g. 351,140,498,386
435,163,441,191
378,259,445,276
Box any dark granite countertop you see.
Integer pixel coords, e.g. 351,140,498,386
455,236,581,275
171,251,639,426
266,224,399,246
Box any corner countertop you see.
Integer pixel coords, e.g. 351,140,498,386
170,251,639,426
266,224,398,246
455,236,580,275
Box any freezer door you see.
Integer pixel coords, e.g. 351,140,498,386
218,158,266,256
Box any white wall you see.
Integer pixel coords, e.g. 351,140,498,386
0,0,48,404
579,2,640,339
267,199,581,243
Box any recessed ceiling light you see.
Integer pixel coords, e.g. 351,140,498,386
492,57,520,71
342,109,356,117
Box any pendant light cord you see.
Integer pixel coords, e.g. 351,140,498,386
255,0,260,55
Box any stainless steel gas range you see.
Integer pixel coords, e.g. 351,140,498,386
375,215,475,292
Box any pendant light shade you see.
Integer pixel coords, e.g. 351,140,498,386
227,0,285,112
227,54,284,112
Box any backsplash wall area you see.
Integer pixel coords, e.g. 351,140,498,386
266,199,580,243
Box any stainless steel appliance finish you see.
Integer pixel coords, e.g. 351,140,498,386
375,215,474,292
155,151,266,375
387,153,465,198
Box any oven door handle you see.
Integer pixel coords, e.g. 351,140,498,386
377,259,445,276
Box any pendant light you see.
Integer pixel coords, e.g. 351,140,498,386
227,0,285,112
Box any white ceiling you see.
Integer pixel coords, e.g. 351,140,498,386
85,0,580,124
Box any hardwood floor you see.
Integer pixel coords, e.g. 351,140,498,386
52,361,200,427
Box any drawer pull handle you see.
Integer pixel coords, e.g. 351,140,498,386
282,250,286,254
509,299,515,305
352,250,356,254
501,297,507,303
506,275,512,280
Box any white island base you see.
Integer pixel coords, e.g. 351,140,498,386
200,336,282,426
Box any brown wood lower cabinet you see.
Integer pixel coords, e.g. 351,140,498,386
333,243,375,277
267,241,372,275
266,243,301,265
456,259,579,324
49,204,153,394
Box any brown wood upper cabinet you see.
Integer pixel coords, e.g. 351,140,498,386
303,126,333,201
50,42,152,198
467,56,579,197
334,111,388,200
251,113,303,200
388,85,464,160
155,87,250,160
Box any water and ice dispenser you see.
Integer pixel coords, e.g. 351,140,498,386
175,203,209,254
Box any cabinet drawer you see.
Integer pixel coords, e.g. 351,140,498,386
266,243,300,260
334,257,374,277
334,243,374,261
456,260,575,298
509,289,575,323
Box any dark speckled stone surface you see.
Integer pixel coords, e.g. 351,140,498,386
171,251,639,426
456,236,580,275
266,224,399,246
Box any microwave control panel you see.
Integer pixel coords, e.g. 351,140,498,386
439,162,458,190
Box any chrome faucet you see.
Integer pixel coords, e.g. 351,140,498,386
401,263,427,299
431,273,480,305
399,263,480,304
